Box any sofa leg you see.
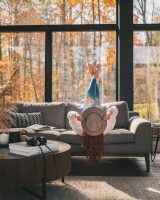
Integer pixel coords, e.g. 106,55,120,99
145,154,150,172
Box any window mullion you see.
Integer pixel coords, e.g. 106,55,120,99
45,31,52,102
118,0,133,110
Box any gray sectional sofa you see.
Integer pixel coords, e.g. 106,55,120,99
14,101,152,171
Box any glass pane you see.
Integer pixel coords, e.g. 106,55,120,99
134,31,160,122
52,31,116,103
133,0,160,24
0,32,45,102
0,0,116,25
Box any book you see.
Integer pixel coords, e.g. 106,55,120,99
9,141,59,156
9,141,59,151
10,147,58,156
26,124,55,131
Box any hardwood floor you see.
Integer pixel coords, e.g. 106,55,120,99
70,154,160,177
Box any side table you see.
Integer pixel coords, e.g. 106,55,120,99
151,123,160,161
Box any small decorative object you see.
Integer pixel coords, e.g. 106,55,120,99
9,129,21,143
0,133,9,145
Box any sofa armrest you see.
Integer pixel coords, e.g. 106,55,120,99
129,117,152,152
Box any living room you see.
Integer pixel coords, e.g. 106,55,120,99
0,0,160,200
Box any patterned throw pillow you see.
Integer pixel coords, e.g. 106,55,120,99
10,112,42,128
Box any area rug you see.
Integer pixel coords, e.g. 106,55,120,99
0,176,160,200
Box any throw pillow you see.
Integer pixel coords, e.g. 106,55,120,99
9,112,42,128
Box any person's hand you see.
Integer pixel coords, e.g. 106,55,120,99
77,115,84,121
103,114,111,120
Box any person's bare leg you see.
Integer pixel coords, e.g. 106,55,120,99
88,64,94,76
94,64,101,79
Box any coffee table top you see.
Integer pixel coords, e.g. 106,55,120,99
0,141,70,160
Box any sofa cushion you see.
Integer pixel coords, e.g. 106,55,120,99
59,130,83,144
102,101,129,129
59,129,134,145
14,102,32,113
65,103,82,129
10,112,42,128
14,102,66,128
104,129,135,144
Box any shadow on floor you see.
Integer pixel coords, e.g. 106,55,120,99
70,156,160,177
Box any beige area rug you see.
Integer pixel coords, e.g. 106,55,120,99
0,176,160,200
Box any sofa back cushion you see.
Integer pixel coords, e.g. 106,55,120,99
66,101,129,129
14,102,66,128
102,101,129,129
10,112,42,128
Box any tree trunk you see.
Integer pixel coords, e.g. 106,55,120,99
80,0,85,100
98,0,103,102
62,0,68,102
56,32,63,101
23,38,27,100
28,35,38,102
92,0,96,52
0,35,2,61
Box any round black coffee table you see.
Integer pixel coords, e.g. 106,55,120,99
0,141,71,200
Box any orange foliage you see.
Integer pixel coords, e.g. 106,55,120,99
102,0,116,7
67,0,81,6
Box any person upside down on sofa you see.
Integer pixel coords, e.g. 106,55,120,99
67,64,118,164
67,64,118,135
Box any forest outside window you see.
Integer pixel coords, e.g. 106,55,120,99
52,31,116,103
0,0,116,25
0,0,117,103
133,0,160,24
133,31,160,122
0,32,45,102
133,0,160,121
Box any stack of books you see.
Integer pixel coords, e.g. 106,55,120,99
9,141,59,156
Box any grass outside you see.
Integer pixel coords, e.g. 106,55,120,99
134,102,159,122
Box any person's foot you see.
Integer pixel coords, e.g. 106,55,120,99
88,64,94,76
94,64,101,79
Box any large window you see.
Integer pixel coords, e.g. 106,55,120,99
0,32,45,102
52,31,116,103
133,0,160,121
134,31,160,121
